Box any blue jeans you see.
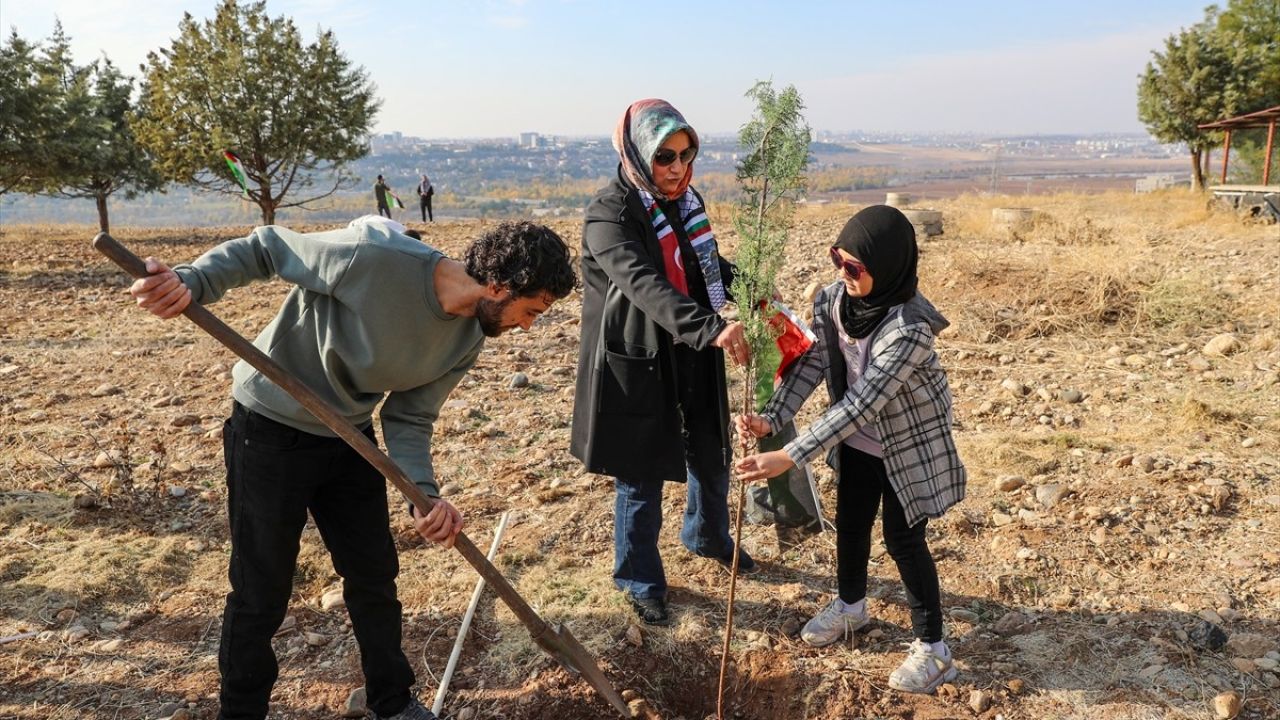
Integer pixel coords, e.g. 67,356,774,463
613,458,735,600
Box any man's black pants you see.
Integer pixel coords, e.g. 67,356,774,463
419,195,433,222
218,402,414,720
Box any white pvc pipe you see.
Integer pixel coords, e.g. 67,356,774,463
432,511,511,716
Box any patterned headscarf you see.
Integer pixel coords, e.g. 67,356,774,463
612,99,700,199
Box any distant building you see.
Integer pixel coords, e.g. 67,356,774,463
519,132,541,149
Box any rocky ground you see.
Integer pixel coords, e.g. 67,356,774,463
1,190,1278,720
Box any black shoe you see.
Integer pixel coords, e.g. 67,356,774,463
371,698,438,720
626,592,671,626
715,548,760,575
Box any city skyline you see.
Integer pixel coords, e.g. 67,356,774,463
5,1,1214,138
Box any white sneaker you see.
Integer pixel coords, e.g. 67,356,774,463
800,597,870,647
889,639,958,693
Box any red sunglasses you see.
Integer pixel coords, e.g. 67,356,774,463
829,247,867,280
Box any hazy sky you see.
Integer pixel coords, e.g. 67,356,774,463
3,0,1213,139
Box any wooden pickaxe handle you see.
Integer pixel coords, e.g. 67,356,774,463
93,232,632,718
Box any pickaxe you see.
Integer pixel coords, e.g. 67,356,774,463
93,232,632,718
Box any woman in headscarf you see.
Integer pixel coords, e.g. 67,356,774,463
735,205,967,694
570,99,757,626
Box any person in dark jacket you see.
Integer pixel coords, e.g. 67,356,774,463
417,173,434,222
375,175,392,218
570,99,757,626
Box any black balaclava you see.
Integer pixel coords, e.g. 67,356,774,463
833,205,919,338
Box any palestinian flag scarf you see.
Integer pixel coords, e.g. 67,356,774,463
637,187,726,312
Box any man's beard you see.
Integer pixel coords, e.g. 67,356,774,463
475,294,515,337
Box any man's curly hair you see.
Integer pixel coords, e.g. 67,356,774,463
464,221,577,299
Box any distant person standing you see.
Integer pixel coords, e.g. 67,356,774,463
417,174,435,222
374,175,392,218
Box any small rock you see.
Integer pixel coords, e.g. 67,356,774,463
171,414,201,427
321,589,345,611
1230,658,1256,673
304,631,329,646
93,451,123,468
1199,609,1224,625
1035,483,1069,508
1240,437,1256,448
1000,378,1028,396
342,687,367,718
457,709,477,720
1007,677,1027,695
949,608,980,624
169,461,193,473
625,624,643,647
1189,620,1228,651
98,637,124,652
1203,334,1241,357
90,383,120,397
781,618,802,636
1060,389,1084,404
439,482,462,497
1212,690,1241,719
168,486,187,498
994,611,1031,636
73,494,100,509
276,615,297,634
996,475,1026,492
1226,633,1275,658
509,372,529,389
969,689,991,713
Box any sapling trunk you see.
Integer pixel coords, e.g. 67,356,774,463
716,81,810,720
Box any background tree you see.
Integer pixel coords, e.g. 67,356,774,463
0,26,68,194
1137,21,1236,191
49,57,164,232
1214,0,1280,109
1137,0,1279,189
718,80,810,720
133,0,379,224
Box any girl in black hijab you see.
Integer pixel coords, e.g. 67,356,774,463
736,205,967,694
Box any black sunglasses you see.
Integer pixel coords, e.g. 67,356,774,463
653,145,698,167
829,247,867,280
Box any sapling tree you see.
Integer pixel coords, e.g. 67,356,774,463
717,80,810,719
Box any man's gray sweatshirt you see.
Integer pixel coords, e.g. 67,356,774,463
175,222,484,498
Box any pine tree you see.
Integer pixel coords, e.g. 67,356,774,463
132,0,379,224
0,27,68,195
50,57,164,232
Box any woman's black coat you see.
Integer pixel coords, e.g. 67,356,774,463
570,171,736,482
